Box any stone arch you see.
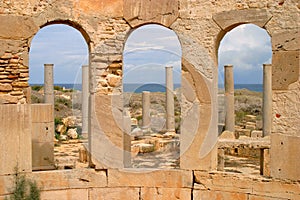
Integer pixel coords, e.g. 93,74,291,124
122,23,183,168
213,9,272,63
29,20,91,170
30,20,91,52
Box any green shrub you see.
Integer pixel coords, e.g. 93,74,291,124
54,117,63,125
6,168,41,200
55,97,72,108
31,85,43,91
31,95,42,104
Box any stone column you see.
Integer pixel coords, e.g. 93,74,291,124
224,65,235,132
263,64,272,137
165,66,175,133
44,64,54,104
81,65,89,138
142,91,151,131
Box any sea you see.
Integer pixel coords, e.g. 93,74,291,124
30,83,263,93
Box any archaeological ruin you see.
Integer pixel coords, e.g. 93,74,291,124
0,0,299,199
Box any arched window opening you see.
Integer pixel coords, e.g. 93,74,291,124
123,24,182,169
218,24,272,175
29,24,89,170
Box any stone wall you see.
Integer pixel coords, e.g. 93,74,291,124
0,169,299,200
0,51,29,104
0,0,299,198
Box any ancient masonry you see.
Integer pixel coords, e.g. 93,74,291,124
0,0,299,199
0,51,29,104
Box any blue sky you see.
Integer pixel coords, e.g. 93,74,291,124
218,24,272,84
29,25,88,84
29,24,272,85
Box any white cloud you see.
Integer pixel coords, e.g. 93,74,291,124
29,24,88,83
218,24,272,84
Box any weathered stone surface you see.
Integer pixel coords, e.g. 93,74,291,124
272,30,300,51
0,15,38,39
0,83,12,91
67,128,78,139
108,169,193,188
193,190,248,200
270,133,300,181
141,188,191,200
0,93,18,104
194,171,300,199
89,187,140,200
30,169,107,190
124,0,179,27
251,130,263,138
31,104,53,122
40,189,88,200
272,81,300,137
219,130,235,139
0,104,31,175
77,0,123,17
272,51,299,90
11,81,28,87
62,116,76,127
213,9,272,31
106,73,121,87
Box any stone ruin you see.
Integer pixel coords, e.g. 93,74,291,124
0,0,299,199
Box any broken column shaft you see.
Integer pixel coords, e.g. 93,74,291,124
142,91,151,130
263,64,272,137
44,64,54,105
165,66,175,133
82,65,89,137
224,65,235,133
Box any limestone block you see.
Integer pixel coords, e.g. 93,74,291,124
0,104,31,175
55,124,67,134
76,0,123,17
193,190,248,200
11,81,28,87
135,143,154,153
62,116,76,128
0,15,38,39
260,149,270,177
141,188,191,200
213,9,272,31
0,83,12,91
124,0,179,27
272,51,299,90
40,189,88,200
270,134,300,181
89,188,140,200
108,169,193,188
219,131,235,139
0,174,14,196
30,169,107,190
251,130,263,138
32,142,54,170
245,114,256,122
236,128,251,137
248,195,286,200
106,74,121,87
79,146,88,163
31,122,54,143
67,128,78,139
0,94,18,104
273,30,299,51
